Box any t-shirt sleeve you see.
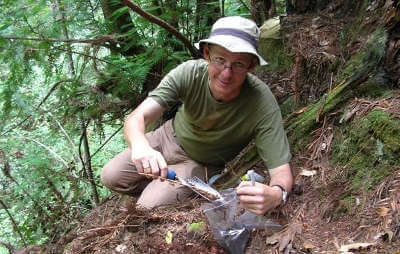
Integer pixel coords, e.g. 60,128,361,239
255,109,292,170
148,61,194,110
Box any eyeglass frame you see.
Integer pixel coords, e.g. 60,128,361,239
208,54,252,74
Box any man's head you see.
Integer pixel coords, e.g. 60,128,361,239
196,16,267,66
195,16,266,102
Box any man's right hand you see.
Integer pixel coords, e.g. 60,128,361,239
123,97,167,179
131,144,168,178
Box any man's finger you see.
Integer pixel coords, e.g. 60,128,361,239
135,160,144,173
149,158,159,176
142,160,150,169
238,194,261,204
157,153,168,178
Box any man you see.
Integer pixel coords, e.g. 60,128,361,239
101,16,293,215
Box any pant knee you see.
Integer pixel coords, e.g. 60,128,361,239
100,162,117,190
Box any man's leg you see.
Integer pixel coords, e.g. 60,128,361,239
136,119,207,209
136,160,205,209
100,119,208,208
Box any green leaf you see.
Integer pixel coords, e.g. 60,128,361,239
0,23,11,31
110,6,129,21
187,221,204,232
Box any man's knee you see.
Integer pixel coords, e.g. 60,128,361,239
100,162,118,190
136,181,192,209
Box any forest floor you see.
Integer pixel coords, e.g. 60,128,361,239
37,3,400,254
56,155,399,254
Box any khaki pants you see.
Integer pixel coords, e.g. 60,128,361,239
101,120,220,209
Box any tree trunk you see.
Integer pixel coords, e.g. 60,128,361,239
100,0,145,56
250,0,272,26
285,0,333,14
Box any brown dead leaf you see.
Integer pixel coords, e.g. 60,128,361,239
279,222,302,252
376,207,390,217
302,241,315,250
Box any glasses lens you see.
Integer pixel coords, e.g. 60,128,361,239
210,56,247,73
232,65,246,73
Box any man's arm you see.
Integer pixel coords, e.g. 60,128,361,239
236,163,293,215
124,97,168,178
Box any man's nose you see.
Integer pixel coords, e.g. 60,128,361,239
220,63,234,76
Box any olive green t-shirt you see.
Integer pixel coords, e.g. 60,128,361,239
149,59,291,170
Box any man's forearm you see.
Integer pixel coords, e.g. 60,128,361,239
268,163,293,193
123,111,148,148
123,97,165,148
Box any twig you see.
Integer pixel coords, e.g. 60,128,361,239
47,111,83,168
82,224,141,233
0,199,27,247
19,136,69,167
90,125,123,159
0,241,15,254
0,34,117,45
237,0,251,12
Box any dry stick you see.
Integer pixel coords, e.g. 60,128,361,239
138,172,179,184
0,199,27,247
82,224,140,233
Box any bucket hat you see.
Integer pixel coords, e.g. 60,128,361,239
196,16,268,66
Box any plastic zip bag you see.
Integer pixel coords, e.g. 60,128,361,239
202,188,282,254
202,189,249,254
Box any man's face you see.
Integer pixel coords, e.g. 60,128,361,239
203,44,257,102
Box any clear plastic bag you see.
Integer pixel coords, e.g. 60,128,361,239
237,211,282,230
202,189,250,254
202,189,282,254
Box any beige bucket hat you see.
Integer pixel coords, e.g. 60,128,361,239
196,16,268,66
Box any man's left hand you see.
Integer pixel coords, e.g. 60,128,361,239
236,181,282,215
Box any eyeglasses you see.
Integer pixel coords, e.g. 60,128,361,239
209,55,249,74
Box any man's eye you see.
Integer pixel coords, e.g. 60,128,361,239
214,57,225,63
233,62,246,68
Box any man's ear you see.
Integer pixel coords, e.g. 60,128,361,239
248,57,259,72
202,44,210,61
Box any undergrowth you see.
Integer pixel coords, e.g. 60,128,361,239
331,109,400,191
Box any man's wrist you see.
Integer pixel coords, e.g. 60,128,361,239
271,184,288,205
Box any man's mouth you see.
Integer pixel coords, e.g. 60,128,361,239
217,79,230,87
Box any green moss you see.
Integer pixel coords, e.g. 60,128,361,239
258,38,293,73
338,0,368,52
331,109,400,191
356,81,392,98
366,110,400,152
280,96,297,117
